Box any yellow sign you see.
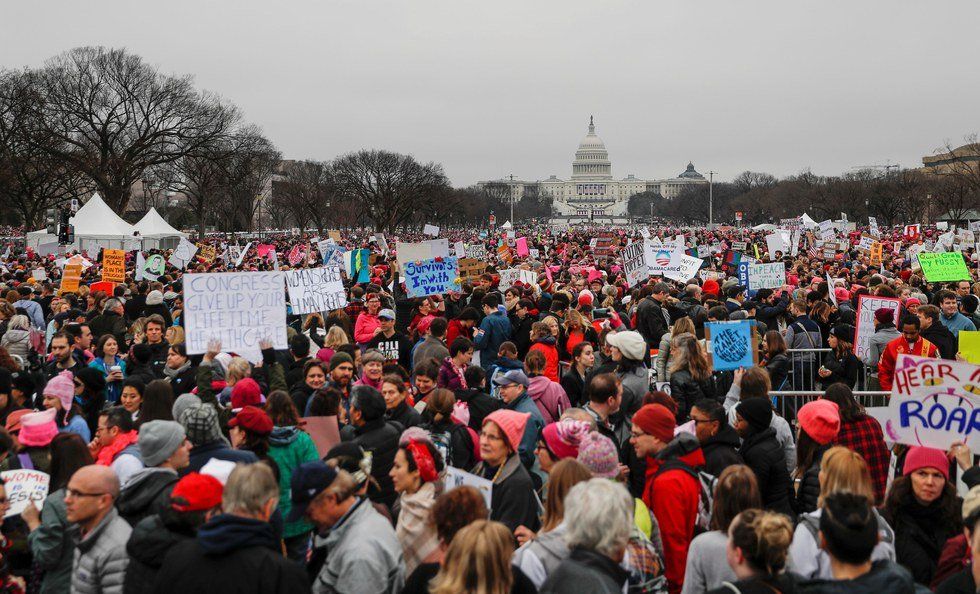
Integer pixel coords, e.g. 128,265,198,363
101,249,126,283
197,244,217,264
959,331,980,364
60,264,83,294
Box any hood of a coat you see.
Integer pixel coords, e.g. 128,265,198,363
269,425,301,446
117,468,179,518
702,423,741,450
196,513,279,555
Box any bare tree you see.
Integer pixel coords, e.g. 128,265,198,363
0,70,89,227
332,150,451,233
18,47,240,213
273,160,338,233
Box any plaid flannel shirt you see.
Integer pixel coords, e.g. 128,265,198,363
835,415,890,504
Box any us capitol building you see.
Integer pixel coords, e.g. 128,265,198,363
479,117,708,218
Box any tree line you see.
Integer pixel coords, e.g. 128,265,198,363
631,152,980,226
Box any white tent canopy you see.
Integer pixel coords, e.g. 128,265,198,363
26,193,140,252
799,213,818,228
752,223,777,231
134,207,186,250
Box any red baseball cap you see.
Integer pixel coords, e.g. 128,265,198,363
170,472,224,512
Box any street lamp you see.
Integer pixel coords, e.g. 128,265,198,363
708,171,717,227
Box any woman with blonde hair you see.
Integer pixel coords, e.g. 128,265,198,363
707,509,796,594
164,325,185,346
430,519,537,594
562,308,597,359
656,316,696,383
786,446,896,578
316,325,350,363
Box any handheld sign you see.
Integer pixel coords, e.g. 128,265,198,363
853,295,902,361
881,355,980,451
0,470,49,517
404,257,459,298
183,271,287,360
747,263,785,290
444,467,493,511
285,266,347,314
621,242,647,287
101,249,126,283
918,252,972,282
705,321,758,372
60,264,83,294
960,331,980,364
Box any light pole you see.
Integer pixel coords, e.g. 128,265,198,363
708,171,716,227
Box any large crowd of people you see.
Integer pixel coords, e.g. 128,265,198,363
0,218,976,594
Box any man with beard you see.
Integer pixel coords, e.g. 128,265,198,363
365,309,411,371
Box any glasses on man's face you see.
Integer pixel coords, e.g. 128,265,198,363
629,429,648,439
65,488,106,500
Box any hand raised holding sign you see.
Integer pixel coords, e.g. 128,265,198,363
20,495,40,530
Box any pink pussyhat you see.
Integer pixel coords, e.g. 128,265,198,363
19,408,59,448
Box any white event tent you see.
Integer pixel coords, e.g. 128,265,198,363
27,193,141,252
133,207,186,250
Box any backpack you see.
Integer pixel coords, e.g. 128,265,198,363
654,458,716,533
429,422,481,469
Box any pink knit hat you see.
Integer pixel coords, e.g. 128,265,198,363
798,400,840,445
483,410,529,453
43,370,76,411
903,446,950,481
19,408,58,447
577,431,619,478
541,419,591,460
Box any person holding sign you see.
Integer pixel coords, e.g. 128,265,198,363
877,315,939,391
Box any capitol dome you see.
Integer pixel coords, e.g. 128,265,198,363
678,162,705,179
572,116,612,180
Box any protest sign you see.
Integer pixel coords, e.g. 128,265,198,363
827,272,837,306
101,249,126,283
396,239,450,268
818,220,835,241
183,271,287,360
287,244,307,267
404,257,459,298
869,241,883,267
529,248,540,259
465,243,487,260
301,416,342,458
732,241,747,252
857,235,875,252
31,268,46,281
737,262,752,296
765,233,787,258
285,266,347,314
375,233,390,255
453,240,466,257
869,217,880,237
918,252,972,282
168,238,198,270
697,244,709,258
705,321,757,372
344,249,371,283
444,467,493,510
959,331,980,364
621,241,647,287
497,244,513,265
880,355,980,451
515,237,529,257
747,263,785,290
853,295,902,361
60,264,82,294
423,224,440,237
327,230,342,242
142,254,166,281
0,470,49,517
663,254,703,283
903,224,921,242
645,241,676,275
458,258,487,282
197,244,217,264
498,268,536,291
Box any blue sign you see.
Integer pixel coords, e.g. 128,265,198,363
736,262,757,298
707,320,755,372
404,257,459,298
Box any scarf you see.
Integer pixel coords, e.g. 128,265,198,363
163,360,191,381
95,430,139,466
447,357,468,390
396,482,440,575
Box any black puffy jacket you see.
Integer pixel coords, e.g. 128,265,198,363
700,424,743,478
350,418,403,509
124,513,194,594
116,468,179,527
791,444,830,516
739,427,793,516
669,369,715,423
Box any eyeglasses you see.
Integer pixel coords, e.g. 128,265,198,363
65,488,107,499
629,429,648,439
479,431,504,442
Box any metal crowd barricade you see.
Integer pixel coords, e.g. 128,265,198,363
769,391,890,421
784,348,873,391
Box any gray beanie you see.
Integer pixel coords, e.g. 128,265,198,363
172,393,202,423
178,404,223,447
138,420,186,467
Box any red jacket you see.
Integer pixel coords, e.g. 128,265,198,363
877,335,938,390
529,339,560,382
643,440,706,594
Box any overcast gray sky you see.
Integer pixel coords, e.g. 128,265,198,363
3,0,979,187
